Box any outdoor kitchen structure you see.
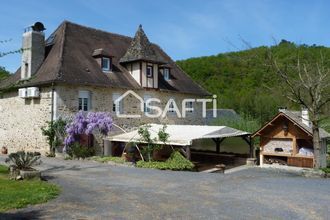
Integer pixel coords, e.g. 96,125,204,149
252,109,329,168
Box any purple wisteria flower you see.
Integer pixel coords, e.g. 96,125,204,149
64,111,113,148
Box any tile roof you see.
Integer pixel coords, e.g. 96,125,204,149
0,21,209,96
120,25,166,64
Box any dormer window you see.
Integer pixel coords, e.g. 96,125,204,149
101,57,111,72
147,65,153,78
164,68,170,80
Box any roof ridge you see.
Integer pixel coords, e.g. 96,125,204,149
56,21,68,80
62,20,133,40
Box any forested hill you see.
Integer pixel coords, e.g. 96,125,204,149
0,66,9,80
177,40,330,124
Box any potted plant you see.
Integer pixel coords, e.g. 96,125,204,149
5,151,42,180
1,146,8,154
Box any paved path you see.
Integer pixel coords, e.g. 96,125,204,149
0,156,329,219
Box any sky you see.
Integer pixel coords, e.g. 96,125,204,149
0,0,330,72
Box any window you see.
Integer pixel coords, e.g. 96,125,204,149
185,101,194,113
144,95,152,113
147,65,153,78
78,91,91,111
112,93,123,113
101,57,111,72
163,68,170,80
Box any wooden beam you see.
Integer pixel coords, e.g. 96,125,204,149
212,138,226,154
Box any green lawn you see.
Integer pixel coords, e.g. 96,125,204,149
0,165,60,212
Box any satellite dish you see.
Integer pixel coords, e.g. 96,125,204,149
32,22,46,32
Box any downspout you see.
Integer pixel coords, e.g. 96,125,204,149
50,82,55,123
50,82,55,153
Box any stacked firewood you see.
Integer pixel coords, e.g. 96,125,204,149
264,157,287,165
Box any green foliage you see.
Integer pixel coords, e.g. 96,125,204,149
137,125,170,161
177,40,330,125
212,113,261,133
67,143,95,159
41,118,67,153
321,168,330,174
5,151,41,170
0,66,10,80
92,156,125,164
136,151,195,171
0,165,60,212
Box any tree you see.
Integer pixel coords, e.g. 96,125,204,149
271,53,330,168
137,125,169,161
41,118,67,154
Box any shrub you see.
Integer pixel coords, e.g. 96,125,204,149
92,156,125,164
5,151,41,171
41,118,67,153
67,143,95,159
321,168,330,174
136,151,194,171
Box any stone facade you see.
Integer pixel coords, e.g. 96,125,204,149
0,88,52,154
55,85,205,129
0,85,207,154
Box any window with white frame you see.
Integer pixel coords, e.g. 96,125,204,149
112,93,123,113
163,68,170,80
144,95,152,113
147,65,153,78
78,91,91,111
101,57,111,72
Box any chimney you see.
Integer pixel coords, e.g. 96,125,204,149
21,22,45,80
278,107,287,112
301,108,310,127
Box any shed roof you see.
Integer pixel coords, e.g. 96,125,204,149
106,124,250,146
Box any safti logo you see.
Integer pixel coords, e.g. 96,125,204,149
114,90,217,119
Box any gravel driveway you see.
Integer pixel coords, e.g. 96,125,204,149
0,156,329,219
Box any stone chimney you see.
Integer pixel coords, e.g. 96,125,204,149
21,22,45,80
301,108,310,127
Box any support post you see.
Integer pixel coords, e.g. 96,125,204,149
212,138,226,154
185,146,191,160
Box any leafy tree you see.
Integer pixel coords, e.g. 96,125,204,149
41,118,67,154
137,125,169,161
0,66,10,80
177,40,330,128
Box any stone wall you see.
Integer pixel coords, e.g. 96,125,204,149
0,84,209,154
55,85,206,130
0,88,52,154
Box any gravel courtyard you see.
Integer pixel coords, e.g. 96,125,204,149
0,156,329,220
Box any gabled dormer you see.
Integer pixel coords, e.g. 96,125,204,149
120,25,166,89
92,48,114,73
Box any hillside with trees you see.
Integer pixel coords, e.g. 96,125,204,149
0,66,9,80
177,40,330,128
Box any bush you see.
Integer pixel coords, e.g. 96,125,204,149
321,168,330,174
92,156,125,164
136,151,195,171
67,143,95,159
5,151,41,171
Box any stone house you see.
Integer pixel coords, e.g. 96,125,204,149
0,21,209,154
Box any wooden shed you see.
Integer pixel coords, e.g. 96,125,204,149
252,109,329,168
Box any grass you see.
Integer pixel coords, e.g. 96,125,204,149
91,156,126,164
0,165,60,212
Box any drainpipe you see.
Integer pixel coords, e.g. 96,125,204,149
50,82,55,123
